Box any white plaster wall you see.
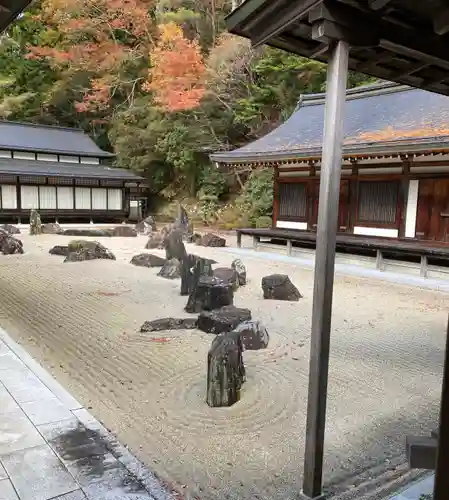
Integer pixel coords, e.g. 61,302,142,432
405,180,419,238
80,157,100,165
276,220,308,230
37,153,58,162
1,185,17,208
353,226,399,238
107,189,122,210
59,155,80,164
92,188,107,210
13,152,35,161
39,186,57,209
21,186,39,209
56,187,74,209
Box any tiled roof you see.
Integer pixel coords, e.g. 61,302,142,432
0,121,114,158
211,82,449,164
0,158,143,181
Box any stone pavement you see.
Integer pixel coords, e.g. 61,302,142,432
0,329,172,500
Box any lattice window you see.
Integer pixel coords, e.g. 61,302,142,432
101,179,123,187
47,177,73,185
0,175,16,183
357,181,399,224
75,178,99,186
19,176,46,184
278,182,307,219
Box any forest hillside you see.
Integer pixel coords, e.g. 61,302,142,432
0,0,375,227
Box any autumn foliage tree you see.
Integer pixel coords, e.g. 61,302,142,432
27,0,155,113
144,22,206,111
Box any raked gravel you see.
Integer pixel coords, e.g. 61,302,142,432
0,232,446,499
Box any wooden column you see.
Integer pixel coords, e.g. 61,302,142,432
433,315,449,499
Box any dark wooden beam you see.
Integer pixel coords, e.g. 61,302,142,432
434,8,449,36
368,0,392,11
433,315,449,499
250,0,321,48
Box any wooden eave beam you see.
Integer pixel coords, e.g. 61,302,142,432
434,8,449,36
249,0,322,48
368,0,391,10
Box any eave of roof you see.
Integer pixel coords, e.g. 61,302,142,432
0,158,144,181
210,83,449,165
0,121,115,158
0,1,32,33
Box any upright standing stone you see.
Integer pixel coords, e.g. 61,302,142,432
207,333,246,407
180,254,213,296
231,259,247,286
29,210,42,235
163,229,187,262
185,276,233,313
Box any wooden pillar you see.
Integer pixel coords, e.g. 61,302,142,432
433,315,449,499
273,166,279,228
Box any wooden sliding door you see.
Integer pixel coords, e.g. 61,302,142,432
416,179,449,242
310,179,349,232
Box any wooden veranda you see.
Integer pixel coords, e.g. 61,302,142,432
225,1,449,499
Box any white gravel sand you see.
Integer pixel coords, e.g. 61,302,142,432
0,231,446,499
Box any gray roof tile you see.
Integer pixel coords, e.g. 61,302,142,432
0,158,143,181
0,121,113,157
211,83,449,163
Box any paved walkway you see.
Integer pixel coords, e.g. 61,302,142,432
0,329,171,500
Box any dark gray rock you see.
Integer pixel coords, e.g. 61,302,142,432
29,209,42,235
163,228,187,262
130,253,165,268
0,232,24,254
261,274,302,301
49,245,69,256
207,332,245,407
231,259,247,286
197,305,251,335
1,224,20,235
62,228,112,237
196,233,226,247
180,254,213,296
64,242,115,262
111,226,137,237
136,216,156,235
173,204,189,233
232,320,269,350
140,317,197,332
41,223,62,234
185,276,233,314
213,267,239,291
158,258,181,279
145,231,166,250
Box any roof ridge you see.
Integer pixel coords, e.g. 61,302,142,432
0,120,85,133
295,81,413,110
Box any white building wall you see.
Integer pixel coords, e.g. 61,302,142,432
56,187,74,209
1,185,17,208
404,180,419,238
21,186,39,209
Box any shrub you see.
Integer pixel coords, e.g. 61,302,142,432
236,167,273,227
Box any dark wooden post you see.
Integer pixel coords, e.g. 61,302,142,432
433,314,449,499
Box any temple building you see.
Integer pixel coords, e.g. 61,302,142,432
211,82,449,245
0,121,145,223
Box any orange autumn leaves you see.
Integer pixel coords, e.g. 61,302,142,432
144,22,206,112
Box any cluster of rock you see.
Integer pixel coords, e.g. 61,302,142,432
50,240,115,262
0,227,23,254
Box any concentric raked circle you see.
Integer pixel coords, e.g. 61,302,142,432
159,361,304,436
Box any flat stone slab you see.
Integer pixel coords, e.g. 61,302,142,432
2,444,78,500
0,479,19,500
0,407,45,455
